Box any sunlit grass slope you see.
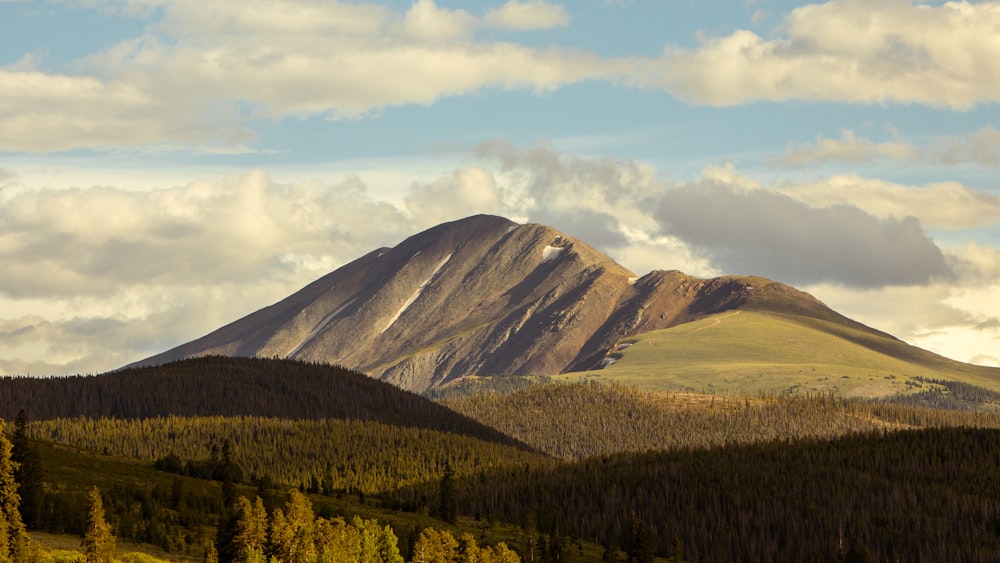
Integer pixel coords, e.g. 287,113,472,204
558,310,1000,397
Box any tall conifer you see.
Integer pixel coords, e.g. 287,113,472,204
0,420,27,562
82,486,115,563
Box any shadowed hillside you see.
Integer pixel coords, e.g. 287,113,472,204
0,356,522,446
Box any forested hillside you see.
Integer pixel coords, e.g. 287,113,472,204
0,356,521,445
29,416,547,495
391,426,1000,562
440,381,1000,458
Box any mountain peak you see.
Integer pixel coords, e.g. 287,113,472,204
131,215,860,391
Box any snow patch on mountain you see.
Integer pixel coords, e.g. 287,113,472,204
286,297,357,359
380,253,452,335
542,245,563,263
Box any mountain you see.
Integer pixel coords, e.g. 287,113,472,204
131,214,1000,394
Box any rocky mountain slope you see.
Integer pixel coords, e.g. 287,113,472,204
131,214,895,392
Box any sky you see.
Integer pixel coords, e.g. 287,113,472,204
1,0,1000,376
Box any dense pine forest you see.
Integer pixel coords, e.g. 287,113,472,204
392,426,1000,562
0,356,520,445
440,381,1000,458
7,356,1000,561
28,416,545,495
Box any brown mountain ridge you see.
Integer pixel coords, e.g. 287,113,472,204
131,214,909,393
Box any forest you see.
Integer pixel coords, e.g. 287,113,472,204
5,356,1000,562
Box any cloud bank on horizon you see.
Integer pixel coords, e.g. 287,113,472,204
1,0,999,375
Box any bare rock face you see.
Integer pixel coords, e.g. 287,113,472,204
132,214,854,392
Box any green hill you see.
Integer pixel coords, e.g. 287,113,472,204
558,310,1000,397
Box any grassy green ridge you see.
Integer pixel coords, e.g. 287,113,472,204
439,381,1000,459
558,310,1000,397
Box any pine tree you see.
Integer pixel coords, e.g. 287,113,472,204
82,486,116,563
216,440,243,563
438,462,457,524
11,410,41,530
0,419,27,563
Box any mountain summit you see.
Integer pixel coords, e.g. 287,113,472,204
132,215,890,391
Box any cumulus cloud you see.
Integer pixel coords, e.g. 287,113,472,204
479,142,954,288
404,166,504,226
0,68,252,152
399,0,477,40
8,0,999,152
656,0,1000,108
480,140,663,249
0,170,412,299
3,144,998,373
776,130,917,167
775,126,1000,168
483,1,569,31
653,179,950,288
931,125,1000,167
0,0,619,151
777,176,1000,231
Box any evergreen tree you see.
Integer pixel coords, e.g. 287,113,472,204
11,410,40,530
0,419,27,563
626,518,653,563
438,462,457,524
215,440,243,563
82,487,116,563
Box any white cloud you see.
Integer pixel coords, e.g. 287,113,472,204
775,126,1000,168
483,1,569,31
0,170,413,299
652,176,950,288
398,0,477,40
0,68,248,152
656,0,1000,108
777,130,917,167
931,125,1000,167
777,175,1000,231
479,143,954,288
0,0,621,151
3,144,999,374
404,166,504,226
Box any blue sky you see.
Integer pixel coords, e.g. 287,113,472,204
1,0,999,375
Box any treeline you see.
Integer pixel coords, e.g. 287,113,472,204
29,415,547,495
0,356,521,446
879,377,1000,410
439,381,1000,459
392,426,1000,562
423,375,551,400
